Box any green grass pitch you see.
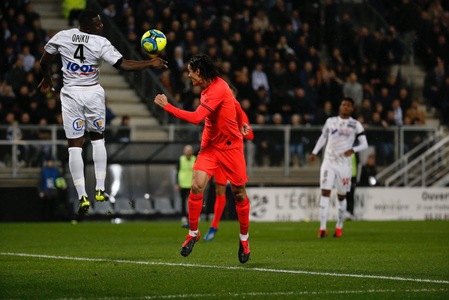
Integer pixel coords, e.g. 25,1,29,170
0,220,448,299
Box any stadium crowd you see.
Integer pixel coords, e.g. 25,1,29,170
1,0,448,167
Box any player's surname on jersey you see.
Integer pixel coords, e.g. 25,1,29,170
72,34,90,43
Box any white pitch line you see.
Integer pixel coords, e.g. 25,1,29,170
1,252,448,285
139,289,449,299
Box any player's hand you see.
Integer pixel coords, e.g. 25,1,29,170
309,154,317,163
37,78,53,93
149,57,168,69
240,123,251,136
343,149,354,157
154,94,168,108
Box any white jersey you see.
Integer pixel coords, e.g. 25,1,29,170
44,28,123,86
316,116,365,165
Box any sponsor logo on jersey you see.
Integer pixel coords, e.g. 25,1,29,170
73,118,84,131
67,61,97,76
348,120,357,129
93,118,105,131
331,127,351,137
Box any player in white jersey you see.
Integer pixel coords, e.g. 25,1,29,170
38,9,167,215
309,97,368,238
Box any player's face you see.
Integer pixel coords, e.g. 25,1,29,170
89,16,104,34
339,100,354,118
187,64,203,86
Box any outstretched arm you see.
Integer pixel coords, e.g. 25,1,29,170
154,94,210,125
117,57,167,71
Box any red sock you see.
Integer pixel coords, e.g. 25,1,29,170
188,192,203,231
235,196,250,235
211,194,226,228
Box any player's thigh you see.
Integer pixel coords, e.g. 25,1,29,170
193,147,219,178
335,163,352,195
60,87,86,139
319,160,337,190
218,147,247,186
84,86,106,133
214,166,227,185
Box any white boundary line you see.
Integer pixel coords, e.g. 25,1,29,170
140,289,449,299
1,252,448,286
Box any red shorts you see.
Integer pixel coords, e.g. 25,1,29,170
194,146,248,186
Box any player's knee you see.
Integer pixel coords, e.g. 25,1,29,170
321,189,331,197
337,194,346,201
232,189,246,202
190,182,204,194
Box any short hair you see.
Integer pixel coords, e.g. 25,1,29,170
343,97,355,106
78,9,99,27
188,54,219,81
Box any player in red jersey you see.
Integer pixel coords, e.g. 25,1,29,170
154,54,251,263
203,86,254,242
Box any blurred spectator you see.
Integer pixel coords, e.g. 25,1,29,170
63,0,86,26
436,75,449,126
9,57,27,91
19,45,36,72
406,99,426,125
397,87,412,112
423,57,445,112
271,113,285,166
357,98,373,124
289,113,306,167
359,154,377,186
391,99,404,126
343,72,363,108
115,115,131,143
253,114,273,167
315,100,333,125
369,112,394,165
37,157,68,221
251,62,270,92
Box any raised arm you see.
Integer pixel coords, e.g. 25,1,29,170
116,57,167,72
154,94,210,125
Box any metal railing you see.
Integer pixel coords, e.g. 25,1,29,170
1,124,442,186
381,134,449,187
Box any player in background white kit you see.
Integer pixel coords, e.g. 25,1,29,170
309,97,368,238
38,9,167,215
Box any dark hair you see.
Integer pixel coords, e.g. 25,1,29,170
188,54,219,81
78,9,99,27
342,97,355,106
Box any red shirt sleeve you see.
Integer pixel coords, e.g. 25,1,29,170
234,99,243,128
164,103,210,125
242,111,254,141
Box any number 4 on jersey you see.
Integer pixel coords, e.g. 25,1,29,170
74,44,86,63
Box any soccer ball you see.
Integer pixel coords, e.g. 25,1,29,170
141,29,167,55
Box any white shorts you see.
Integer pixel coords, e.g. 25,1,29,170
60,84,106,139
319,160,352,195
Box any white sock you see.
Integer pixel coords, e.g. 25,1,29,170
240,233,249,241
319,196,330,230
92,138,107,191
68,147,86,199
336,198,347,229
189,230,199,237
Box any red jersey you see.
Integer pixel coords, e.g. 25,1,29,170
165,77,243,149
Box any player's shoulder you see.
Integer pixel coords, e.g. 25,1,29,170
52,28,77,38
348,117,364,129
327,116,339,123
